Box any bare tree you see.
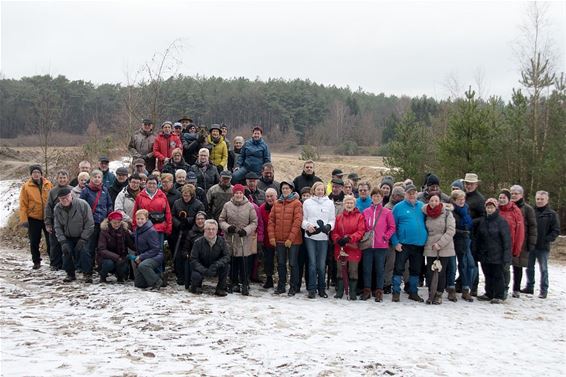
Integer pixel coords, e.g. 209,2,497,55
32,86,62,176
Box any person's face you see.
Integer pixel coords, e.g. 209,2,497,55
135,164,145,172
498,194,509,206
454,196,466,207
195,215,206,228
464,182,478,193
198,152,209,164
99,161,109,172
303,163,314,174
343,183,353,195
79,163,91,173
380,185,391,197
281,185,292,196
91,174,102,186
358,185,369,199
262,167,274,180
233,191,244,202
57,174,69,186
117,173,128,183
176,175,186,185
136,214,148,227
301,192,311,201
371,193,382,205
211,129,220,138
252,130,262,140
110,219,122,229
173,127,182,135
234,140,243,149
162,180,173,191
511,190,523,202
405,190,417,204
314,185,325,197
182,191,192,202
142,122,153,132
265,191,277,205
485,204,497,215
246,179,257,191
428,195,440,208
59,193,73,207
392,193,405,203
331,184,343,196
181,120,190,128
140,178,147,188
220,177,231,186
427,184,440,195
146,180,157,193
188,126,197,133
535,194,549,208
221,127,228,136
204,224,217,239
344,198,355,211
173,153,182,163
129,179,140,191
78,176,88,188
162,125,172,134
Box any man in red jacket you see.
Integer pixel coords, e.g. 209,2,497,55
153,121,182,171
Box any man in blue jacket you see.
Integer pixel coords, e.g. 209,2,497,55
231,126,271,184
390,184,428,302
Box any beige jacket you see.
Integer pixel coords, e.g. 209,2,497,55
219,196,258,257
422,204,456,257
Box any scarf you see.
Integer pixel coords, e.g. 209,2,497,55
145,188,157,200
127,186,140,199
88,181,102,191
211,136,221,144
426,203,444,219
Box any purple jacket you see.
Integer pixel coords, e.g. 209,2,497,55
134,220,164,264
362,203,396,249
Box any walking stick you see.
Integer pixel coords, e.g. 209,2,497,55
229,234,235,292
240,235,248,290
172,229,184,264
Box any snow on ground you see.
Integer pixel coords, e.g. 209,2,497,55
0,180,22,227
1,247,565,377
108,156,132,174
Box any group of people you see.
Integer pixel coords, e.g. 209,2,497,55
17,119,561,302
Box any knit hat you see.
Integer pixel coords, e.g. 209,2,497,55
499,189,511,201
380,176,394,190
173,122,183,129
426,174,440,187
405,184,418,193
107,211,123,221
451,179,464,191
29,164,42,175
280,181,295,191
232,184,245,193
161,121,173,128
485,198,498,208
187,171,197,183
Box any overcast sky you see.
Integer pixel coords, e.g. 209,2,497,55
1,0,564,99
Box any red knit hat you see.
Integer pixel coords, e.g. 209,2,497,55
108,211,123,221
232,184,245,193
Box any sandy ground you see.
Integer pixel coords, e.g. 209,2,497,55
1,246,565,377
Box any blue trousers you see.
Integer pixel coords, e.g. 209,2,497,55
305,238,328,292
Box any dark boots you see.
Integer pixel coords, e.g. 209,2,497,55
263,276,274,289
374,289,383,302
360,288,372,301
334,279,344,299
349,280,358,300
447,288,458,302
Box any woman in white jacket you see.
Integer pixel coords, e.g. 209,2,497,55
302,181,336,298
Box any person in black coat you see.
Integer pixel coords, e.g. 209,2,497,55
463,173,486,295
292,160,322,194
182,211,206,290
474,198,511,304
162,148,192,176
108,167,129,205
190,219,231,296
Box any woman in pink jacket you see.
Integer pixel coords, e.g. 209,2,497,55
361,187,396,302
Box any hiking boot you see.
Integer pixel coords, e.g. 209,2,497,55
215,289,227,297
150,278,163,291
191,286,203,294
117,277,125,283
447,288,457,302
403,284,411,294
274,286,286,295
84,273,93,284
360,288,372,301
490,298,503,304
318,289,328,298
462,288,474,302
334,280,344,299
502,289,508,301
349,280,358,301
262,277,274,289
512,291,520,298
538,292,547,299
383,285,392,294
232,284,241,293
63,274,76,283
374,289,383,303
308,291,316,299
477,294,492,301
470,289,478,297
99,276,108,284
241,285,250,296
408,292,424,302
520,287,534,294
433,292,443,305
32,262,41,270
160,272,168,287
392,293,400,302
288,287,296,297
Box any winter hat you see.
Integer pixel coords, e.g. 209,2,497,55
99,156,110,163
451,179,464,191
499,188,511,201
220,170,232,178
426,174,440,187
331,169,344,177
56,187,72,198
280,181,295,191
209,124,222,133
173,122,183,129
380,176,394,190
186,171,197,183
134,158,145,166
485,198,498,208
142,118,153,125
107,211,123,221
391,186,406,197
161,121,173,128
405,184,418,193
116,167,129,176
331,178,344,186
29,164,42,175
232,184,245,194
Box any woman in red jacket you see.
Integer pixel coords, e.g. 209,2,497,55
331,195,365,300
153,121,182,171
498,188,525,298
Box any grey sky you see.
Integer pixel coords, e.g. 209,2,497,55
1,0,564,100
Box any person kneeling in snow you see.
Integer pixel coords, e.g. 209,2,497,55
190,219,231,297
96,211,135,283
131,209,164,291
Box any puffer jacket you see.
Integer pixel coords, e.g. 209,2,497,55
422,204,456,257
219,196,258,257
268,193,303,245
19,177,53,223
96,219,134,266
236,138,271,174
153,132,182,170
513,199,537,267
206,183,233,220
190,162,220,193
132,189,172,235
190,236,231,273
302,195,336,241
54,198,94,243
114,186,139,223
331,208,365,262
498,201,525,257
128,128,156,159
207,135,228,169
474,210,512,265
134,220,164,264
79,184,113,225
362,203,396,249
44,184,73,227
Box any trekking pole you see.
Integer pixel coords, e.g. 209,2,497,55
240,235,248,290
230,233,235,292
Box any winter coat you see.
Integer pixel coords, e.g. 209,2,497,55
248,188,266,206
207,135,228,169
153,132,182,170
128,128,156,160
19,177,53,223
182,131,202,166
114,186,139,223
534,206,560,251
218,197,258,257
249,200,264,245
80,184,113,225
302,195,336,241
474,210,511,265
268,194,303,245
102,170,116,189
181,225,204,259
355,196,372,213
132,189,172,235
259,202,273,245
108,179,128,206
206,183,233,220
96,219,134,266
164,187,181,212
329,192,345,216
71,185,83,199
190,236,231,273
236,138,271,174
44,184,73,227
362,203,396,249
292,172,322,196
513,199,537,267
422,204,456,257
162,158,191,176
172,197,205,232
466,190,486,225
190,162,220,193
498,201,525,258
331,208,366,262
257,178,280,196
54,198,94,243
134,220,164,264
391,199,427,247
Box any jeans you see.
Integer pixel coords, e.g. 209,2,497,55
62,237,92,274
392,244,424,294
305,238,328,292
512,266,523,292
276,244,299,290
483,263,505,299
445,256,457,289
100,258,129,280
455,236,477,290
28,218,49,264
134,258,161,288
48,232,62,269
86,224,101,268
231,167,249,185
526,249,549,293
362,248,388,289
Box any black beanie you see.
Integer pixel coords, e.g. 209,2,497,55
29,164,42,175
500,189,511,201
426,174,440,187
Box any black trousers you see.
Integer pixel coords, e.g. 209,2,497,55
231,256,249,286
263,246,275,278
191,266,229,290
28,218,49,264
483,263,505,300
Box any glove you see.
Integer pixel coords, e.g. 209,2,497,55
238,229,247,237
127,254,137,261
306,226,322,237
317,220,331,235
20,222,29,229
284,239,292,248
338,236,350,247
227,225,237,234
76,239,87,252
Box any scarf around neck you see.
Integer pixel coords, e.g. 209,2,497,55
426,203,444,219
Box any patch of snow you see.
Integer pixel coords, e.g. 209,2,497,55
1,247,565,376
0,180,22,227
108,156,132,174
